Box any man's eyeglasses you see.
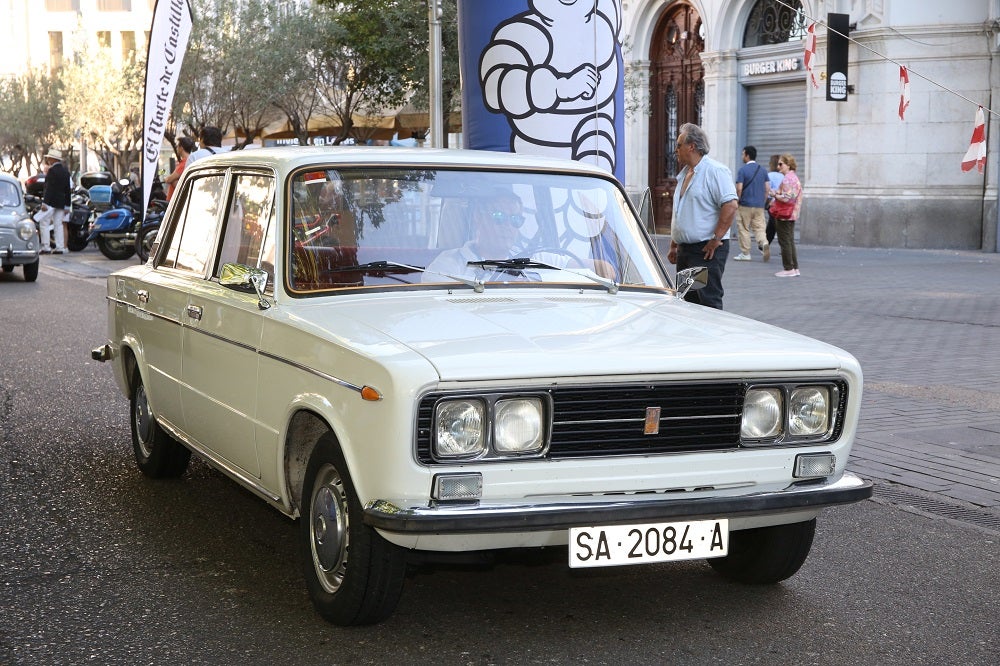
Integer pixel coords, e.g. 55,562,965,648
486,210,525,228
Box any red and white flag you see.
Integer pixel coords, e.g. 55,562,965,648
804,23,819,89
961,106,986,173
898,66,910,120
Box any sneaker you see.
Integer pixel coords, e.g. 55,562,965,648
733,253,752,261
775,269,797,277
759,241,770,262
792,269,800,276
39,249,51,255
52,249,65,255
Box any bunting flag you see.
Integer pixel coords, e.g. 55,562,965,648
960,106,986,173
804,23,819,89
142,0,194,213
898,66,910,120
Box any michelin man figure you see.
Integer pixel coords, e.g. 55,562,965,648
479,0,622,175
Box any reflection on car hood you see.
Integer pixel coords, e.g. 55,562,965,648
0,209,28,227
299,290,854,381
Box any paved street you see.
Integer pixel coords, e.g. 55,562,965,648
1,242,997,665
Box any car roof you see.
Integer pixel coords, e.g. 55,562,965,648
185,146,613,178
0,173,21,185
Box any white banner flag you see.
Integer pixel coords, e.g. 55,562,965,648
142,0,194,213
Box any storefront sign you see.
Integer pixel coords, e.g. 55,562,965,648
742,58,801,77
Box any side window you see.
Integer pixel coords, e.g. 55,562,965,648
216,173,274,279
162,174,226,274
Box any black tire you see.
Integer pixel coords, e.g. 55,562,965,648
130,370,190,478
22,259,39,282
3,264,14,272
97,236,136,260
67,228,89,252
135,225,158,263
708,519,816,584
300,433,407,626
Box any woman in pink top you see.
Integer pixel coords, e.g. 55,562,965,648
772,153,802,277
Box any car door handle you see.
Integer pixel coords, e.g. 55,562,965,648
186,304,203,321
137,289,149,304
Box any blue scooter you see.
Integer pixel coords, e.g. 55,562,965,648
88,178,166,261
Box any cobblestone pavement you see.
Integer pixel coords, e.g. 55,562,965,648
688,241,1000,516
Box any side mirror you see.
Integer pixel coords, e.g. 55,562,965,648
220,262,271,310
674,266,708,299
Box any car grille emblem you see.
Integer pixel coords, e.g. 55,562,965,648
644,407,661,435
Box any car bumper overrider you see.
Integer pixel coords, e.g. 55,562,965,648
364,472,873,534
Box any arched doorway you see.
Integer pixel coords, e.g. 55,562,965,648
648,3,705,234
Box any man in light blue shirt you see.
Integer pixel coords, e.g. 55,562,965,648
666,123,738,309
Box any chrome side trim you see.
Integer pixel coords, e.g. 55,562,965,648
364,473,873,534
258,350,364,394
109,296,364,395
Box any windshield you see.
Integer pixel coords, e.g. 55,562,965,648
0,180,22,208
286,167,668,293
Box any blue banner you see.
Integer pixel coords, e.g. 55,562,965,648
458,0,625,182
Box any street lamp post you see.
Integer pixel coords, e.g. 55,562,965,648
428,0,443,148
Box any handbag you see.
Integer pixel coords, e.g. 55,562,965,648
768,196,796,220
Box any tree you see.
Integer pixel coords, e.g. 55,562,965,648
0,69,65,176
61,46,144,176
314,0,423,144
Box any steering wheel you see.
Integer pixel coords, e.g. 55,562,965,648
526,245,588,269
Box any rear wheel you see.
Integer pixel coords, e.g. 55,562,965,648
97,236,136,260
130,370,190,478
708,519,816,584
67,227,89,252
300,433,407,626
135,225,159,263
22,259,39,282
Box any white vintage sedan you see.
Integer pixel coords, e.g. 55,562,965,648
93,146,871,625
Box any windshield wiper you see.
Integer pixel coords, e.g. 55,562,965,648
327,260,484,292
468,257,619,294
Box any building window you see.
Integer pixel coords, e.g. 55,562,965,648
97,31,112,49
122,31,136,62
49,32,64,71
743,0,807,47
97,0,132,10
45,0,80,10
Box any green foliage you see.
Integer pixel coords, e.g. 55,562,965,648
0,69,65,176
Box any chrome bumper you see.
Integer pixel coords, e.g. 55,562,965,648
364,473,873,534
2,246,39,263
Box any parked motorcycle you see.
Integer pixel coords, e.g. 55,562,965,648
88,178,167,260
66,187,92,252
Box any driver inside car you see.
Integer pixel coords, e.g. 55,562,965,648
423,189,615,282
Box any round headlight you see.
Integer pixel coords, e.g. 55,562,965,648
789,387,830,436
17,219,35,241
742,388,782,439
494,398,544,454
434,400,485,458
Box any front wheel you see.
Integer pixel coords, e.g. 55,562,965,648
300,434,407,626
97,236,136,260
708,519,816,584
135,225,159,263
22,259,39,282
67,227,89,252
130,370,190,478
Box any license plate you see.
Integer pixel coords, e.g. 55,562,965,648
569,518,728,568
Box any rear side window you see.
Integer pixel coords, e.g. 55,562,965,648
161,174,226,274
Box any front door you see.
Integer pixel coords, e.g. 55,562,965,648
649,3,705,234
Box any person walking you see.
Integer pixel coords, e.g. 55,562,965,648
764,154,784,245
770,154,802,277
35,148,72,254
733,145,769,261
163,136,196,200
666,123,738,309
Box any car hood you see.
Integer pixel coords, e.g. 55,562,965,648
295,289,855,382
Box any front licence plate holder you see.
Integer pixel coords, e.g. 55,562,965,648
569,518,728,568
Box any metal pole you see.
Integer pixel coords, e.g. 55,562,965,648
428,0,443,148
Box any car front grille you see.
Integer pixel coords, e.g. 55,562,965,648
417,381,757,463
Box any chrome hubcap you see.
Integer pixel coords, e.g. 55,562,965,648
310,464,349,593
133,384,153,458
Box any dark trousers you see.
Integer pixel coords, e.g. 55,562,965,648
676,239,729,310
775,218,798,270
